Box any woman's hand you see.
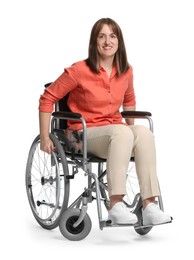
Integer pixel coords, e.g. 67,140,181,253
40,136,55,154
39,112,54,153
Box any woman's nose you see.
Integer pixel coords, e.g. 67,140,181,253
104,36,110,44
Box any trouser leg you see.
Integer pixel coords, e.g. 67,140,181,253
87,124,134,196
86,124,160,200
129,125,160,200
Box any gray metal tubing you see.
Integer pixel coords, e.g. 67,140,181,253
68,194,82,209
90,172,103,226
122,115,154,133
144,116,164,209
81,117,88,171
145,116,154,133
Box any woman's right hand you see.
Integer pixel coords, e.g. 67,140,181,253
40,136,55,154
39,112,54,154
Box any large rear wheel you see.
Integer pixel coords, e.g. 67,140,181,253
25,134,70,229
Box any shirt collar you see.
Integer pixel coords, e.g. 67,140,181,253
99,65,117,78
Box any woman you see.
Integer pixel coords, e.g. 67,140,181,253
39,17,171,225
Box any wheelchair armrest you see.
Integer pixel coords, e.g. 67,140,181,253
121,111,152,118
121,111,153,132
52,111,82,119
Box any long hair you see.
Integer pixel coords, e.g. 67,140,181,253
86,18,129,76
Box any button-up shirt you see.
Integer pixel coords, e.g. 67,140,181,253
39,60,136,130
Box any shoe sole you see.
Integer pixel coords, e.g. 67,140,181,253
143,216,172,226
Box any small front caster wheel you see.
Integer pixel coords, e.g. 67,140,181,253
59,208,92,241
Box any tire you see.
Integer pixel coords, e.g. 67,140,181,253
134,207,153,235
25,134,70,229
59,208,92,241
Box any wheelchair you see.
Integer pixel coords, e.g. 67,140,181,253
25,83,172,241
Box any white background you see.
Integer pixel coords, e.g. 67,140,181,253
1,0,193,259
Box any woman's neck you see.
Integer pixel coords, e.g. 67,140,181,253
100,57,114,78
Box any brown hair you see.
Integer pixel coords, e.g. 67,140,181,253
86,18,129,76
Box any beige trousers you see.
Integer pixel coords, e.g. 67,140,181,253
86,124,160,200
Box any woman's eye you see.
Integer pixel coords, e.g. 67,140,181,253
98,34,117,39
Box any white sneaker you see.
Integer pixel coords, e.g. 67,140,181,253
142,203,171,226
108,202,138,224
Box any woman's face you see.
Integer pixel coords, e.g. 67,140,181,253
97,24,118,59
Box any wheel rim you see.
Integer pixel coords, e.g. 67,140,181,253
66,216,85,234
26,140,62,222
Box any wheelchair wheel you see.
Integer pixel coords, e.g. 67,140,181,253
59,208,92,241
134,208,153,235
25,134,70,230
126,161,153,235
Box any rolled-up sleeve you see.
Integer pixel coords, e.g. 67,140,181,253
123,66,136,106
39,65,78,112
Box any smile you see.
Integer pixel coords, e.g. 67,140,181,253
103,46,112,50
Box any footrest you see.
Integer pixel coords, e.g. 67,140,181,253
135,218,173,229
100,217,173,229
100,220,136,228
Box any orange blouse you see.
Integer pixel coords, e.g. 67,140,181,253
39,60,136,130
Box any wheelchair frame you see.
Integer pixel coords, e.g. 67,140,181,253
25,85,171,241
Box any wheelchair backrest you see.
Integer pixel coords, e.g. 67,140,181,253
45,82,70,130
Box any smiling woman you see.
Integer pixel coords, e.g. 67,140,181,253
1,0,193,254
38,17,171,226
